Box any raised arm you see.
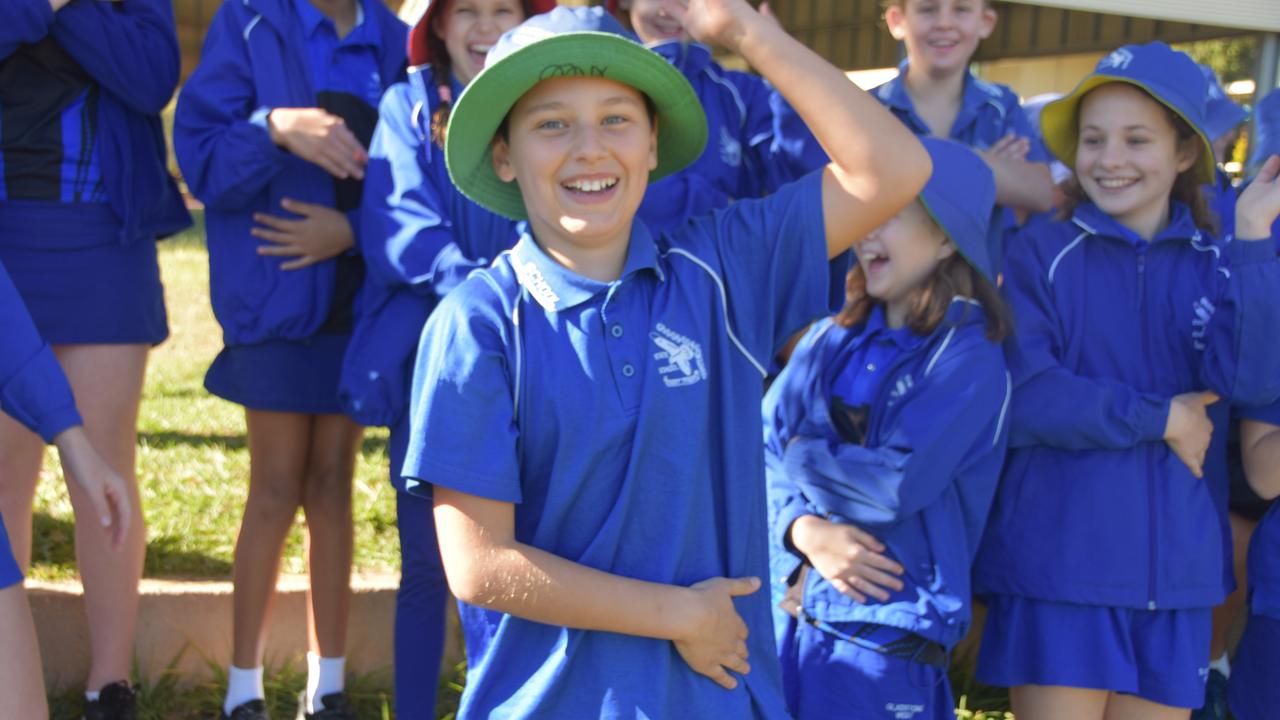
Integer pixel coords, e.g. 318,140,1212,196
681,0,929,258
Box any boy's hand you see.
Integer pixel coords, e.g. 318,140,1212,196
53,427,131,549
673,576,758,690
981,134,1031,162
678,0,759,50
1164,391,1218,478
790,515,904,603
1236,155,1280,240
266,108,367,180
253,198,355,270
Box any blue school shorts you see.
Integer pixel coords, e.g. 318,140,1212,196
778,614,953,720
0,514,22,591
977,595,1211,709
1228,614,1280,720
0,232,167,346
204,333,350,415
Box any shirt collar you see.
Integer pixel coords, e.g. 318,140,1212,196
863,304,926,350
510,222,664,312
877,61,1002,140
294,0,374,45
1073,201,1202,246
648,40,713,74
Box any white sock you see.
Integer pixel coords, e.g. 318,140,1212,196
306,653,345,713
224,665,265,715
1209,651,1231,678
85,691,100,702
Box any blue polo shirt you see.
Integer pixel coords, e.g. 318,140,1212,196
404,171,829,719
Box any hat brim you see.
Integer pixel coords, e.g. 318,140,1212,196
917,193,994,284
444,31,707,220
1040,75,1216,185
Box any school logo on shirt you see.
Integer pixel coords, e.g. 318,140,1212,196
514,259,561,311
1099,48,1135,71
1191,296,1215,351
651,323,707,387
888,374,914,405
718,126,742,168
884,702,926,719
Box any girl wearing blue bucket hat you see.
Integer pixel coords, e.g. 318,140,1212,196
401,0,929,716
973,41,1280,719
763,137,1012,720
336,0,553,716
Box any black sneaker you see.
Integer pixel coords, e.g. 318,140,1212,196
83,681,137,720
223,699,271,720
1191,668,1229,720
296,691,356,720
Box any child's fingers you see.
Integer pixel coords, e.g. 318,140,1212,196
723,576,761,596
858,567,905,594
830,577,867,604
256,240,305,255
845,525,884,552
251,212,299,231
864,551,904,576
721,654,750,677
278,256,320,271
701,665,738,690
1256,155,1280,185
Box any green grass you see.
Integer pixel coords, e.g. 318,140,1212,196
29,213,400,581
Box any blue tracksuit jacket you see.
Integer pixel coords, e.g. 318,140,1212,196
765,299,1012,649
340,67,519,429
975,201,1280,610
0,258,79,441
0,0,189,247
173,0,405,346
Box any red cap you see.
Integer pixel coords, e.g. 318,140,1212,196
407,0,560,67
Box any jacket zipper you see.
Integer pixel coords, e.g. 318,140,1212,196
1138,245,1159,611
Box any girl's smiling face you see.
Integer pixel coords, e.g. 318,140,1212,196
886,0,996,78
491,76,658,275
1074,83,1199,240
854,200,955,328
436,0,525,86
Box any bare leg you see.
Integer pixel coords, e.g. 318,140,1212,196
1011,684,1110,720
0,584,48,720
0,412,49,569
231,410,312,668
1104,693,1191,720
54,344,148,691
301,414,361,657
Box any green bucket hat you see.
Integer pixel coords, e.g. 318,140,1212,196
444,6,708,220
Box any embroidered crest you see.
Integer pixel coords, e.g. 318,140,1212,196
888,374,915,404
1099,48,1135,71
651,323,707,387
718,125,742,168
1191,296,1215,351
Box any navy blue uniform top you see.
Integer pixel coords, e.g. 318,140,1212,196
340,67,520,434
975,202,1280,611
174,0,406,346
403,171,829,719
765,300,1011,649
1237,401,1280,620
0,257,80,442
0,0,188,248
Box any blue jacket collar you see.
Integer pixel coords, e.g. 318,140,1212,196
648,40,714,75
293,0,379,46
1071,201,1203,246
510,221,663,311
877,61,1006,137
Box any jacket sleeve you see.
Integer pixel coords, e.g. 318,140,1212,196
1004,236,1171,450
734,74,827,197
781,338,1010,530
764,325,826,564
0,261,81,443
1200,237,1280,405
173,5,288,211
50,0,180,114
0,0,54,60
361,85,487,296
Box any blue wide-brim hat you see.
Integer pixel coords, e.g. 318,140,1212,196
1199,63,1248,141
1040,42,1216,184
917,137,997,284
444,6,707,220
1249,88,1280,175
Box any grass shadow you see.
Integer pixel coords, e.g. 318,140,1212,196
143,534,233,578
139,430,247,452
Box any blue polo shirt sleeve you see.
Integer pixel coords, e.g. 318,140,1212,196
1200,236,1280,405
51,0,180,115
173,4,289,212
1,0,54,60
361,83,488,296
0,261,81,443
401,277,521,502
688,169,829,368
1004,232,1171,450
783,335,1010,529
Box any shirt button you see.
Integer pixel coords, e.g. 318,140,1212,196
622,363,636,377
866,362,877,372
611,324,624,338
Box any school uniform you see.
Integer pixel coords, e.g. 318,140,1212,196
174,0,405,414
404,170,830,719
338,66,521,718
636,40,821,235
0,256,82,589
0,0,190,345
974,202,1280,707
765,301,1011,720
1227,469,1279,720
